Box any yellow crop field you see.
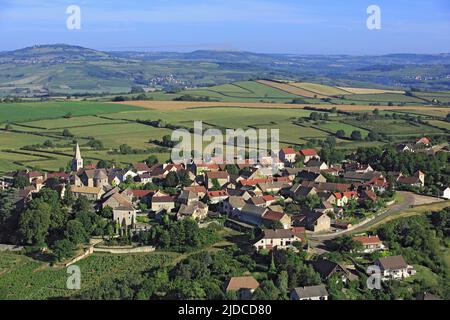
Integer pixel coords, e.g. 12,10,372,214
291,82,349,96
256,80,328,99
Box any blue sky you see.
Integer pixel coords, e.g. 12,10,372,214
0,0,449,54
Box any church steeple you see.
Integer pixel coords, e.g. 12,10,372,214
71,143,84,172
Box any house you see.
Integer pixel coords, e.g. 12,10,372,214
301,181,350,193
299,149,319,163
207,190,229,204
396,143,415,153
132,162,150,175
352,235,385,253
343,162,373,173
442,187,450,200
297,171,327,183
375,255,415,280
179,190,200,205
239,204,267,225
225,276,260,300
332,192,348,207
289,184,317,199
101,191,132,210
397,171,425,188
359,190,378,204
177,201,208,221
262,211,292,229
123,189,154,206
416,137,430,146
253,229,301,251
113,205,137,228
223,196,246,216
184,185,207,198
305,159,329,170
279,147,298,164
305,211,331,233
257,181,291,193
71,186,104,201
151,194,176,212
205,171,230,189
290,285,328,300
311,259,358,282
248,196,266,207
343,171,384,184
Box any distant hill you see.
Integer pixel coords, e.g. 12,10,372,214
0,44,450,97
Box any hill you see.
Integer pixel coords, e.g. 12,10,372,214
1,44,450,97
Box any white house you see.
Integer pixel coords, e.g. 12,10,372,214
442,187,450,200
375,255,416,280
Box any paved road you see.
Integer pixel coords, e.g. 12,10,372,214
307,191,432,254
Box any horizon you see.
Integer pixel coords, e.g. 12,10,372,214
4,43,450,56
0,0,449,54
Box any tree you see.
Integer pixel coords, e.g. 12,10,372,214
146,155,158,166
329,235,363,253
276,270,289,299
177,169,192,187
13,175,30,189
253,280,280,300
368,131,380,141
19,201,52,246
164,171,179,187
225,164,239,175
101,206,114,219
52,239,75,261
65,220,87,245
372,108,380,116
62,129,73,137
336,129,346,138
351,130,362,141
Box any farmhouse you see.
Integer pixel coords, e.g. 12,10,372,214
253,229,301,251
279,147,298,163
352,235,385,253
225,276,260,300
290,285,328,300
205,171,230,189
71,186,104,201
151,194,176,212
177,201,208,221
299,149,319,163
375,255,416,280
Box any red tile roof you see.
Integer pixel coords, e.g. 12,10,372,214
263,210,285,221
208,190,228,197
300,149,318,157
226,276,260,292
206,171,229,179
262,195,275,202
282,147,297,155
353,235,382,245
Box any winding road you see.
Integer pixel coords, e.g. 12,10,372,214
308,191,443,253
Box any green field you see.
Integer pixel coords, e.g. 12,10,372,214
0,102,141,124
0,252,178,300
0,92,448,173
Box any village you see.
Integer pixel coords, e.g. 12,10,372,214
1,134,446,300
